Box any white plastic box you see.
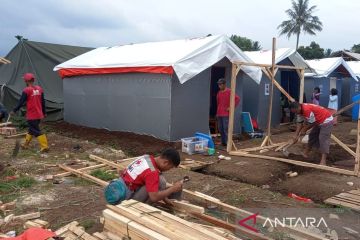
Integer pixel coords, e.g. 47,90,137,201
181,137,208,155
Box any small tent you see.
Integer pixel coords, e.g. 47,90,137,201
242,48,310,129
305,57,358,112
0,39,92,120
54,35,261,141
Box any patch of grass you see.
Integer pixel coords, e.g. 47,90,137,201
90,169,117,181
80,219,96,230
0,176,36,203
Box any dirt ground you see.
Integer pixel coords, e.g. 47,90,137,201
0,119,359,239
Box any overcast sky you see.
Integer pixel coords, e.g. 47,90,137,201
0,0,359,56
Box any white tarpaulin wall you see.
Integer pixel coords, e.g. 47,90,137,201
347,61,360,80
54,35,262,84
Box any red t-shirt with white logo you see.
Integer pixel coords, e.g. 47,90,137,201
301,103,333,125
23,86,44,120
216,88,240,117
122,155,160,192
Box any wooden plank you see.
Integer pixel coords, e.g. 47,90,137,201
55,221,79,236
92,232,109,240
58,164,108,187
227,63,239,153
349,190,360,196
179,160,212,171
355,104,360,176
0,122,12,127
68,225,99,240
13,212,40,221
233,61,305,70
170,200,205,214
230,151,355,176
54,164,107,177
324,198,360,210
89,154,135,170
240,142,286,152
331,134,356,157
330,196,360,206
182,189,325,240
4,132,26,139
190,212,270,240
128,200,228,240
337,192,360,201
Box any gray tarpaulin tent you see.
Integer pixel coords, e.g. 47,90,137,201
242,48,310,129
54,35,262,141
0,39,92,120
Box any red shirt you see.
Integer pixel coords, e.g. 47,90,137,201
301,103,333,125
216,88,240,117
23,86,44,120
122,155,160,192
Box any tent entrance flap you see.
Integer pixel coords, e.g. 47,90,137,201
209,67,225,134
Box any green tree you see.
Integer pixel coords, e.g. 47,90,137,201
297,41,324,59
351,44,360,53
230,35,262,51
324,48,332,57
278,0,323,49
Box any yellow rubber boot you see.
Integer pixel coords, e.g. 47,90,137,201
21,134,33,149
37,134,49,153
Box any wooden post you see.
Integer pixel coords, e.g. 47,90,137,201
226,63,238,152
299,69,305,103
355,105,360,176
262,38,276,147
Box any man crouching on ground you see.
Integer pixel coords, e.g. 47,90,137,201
105,148,183,205
289,102,334,166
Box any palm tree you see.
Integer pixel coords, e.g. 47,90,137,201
278,0,323,50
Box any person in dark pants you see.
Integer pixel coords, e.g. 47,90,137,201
216,78,240,146
0,103,9,122
10,73,49,152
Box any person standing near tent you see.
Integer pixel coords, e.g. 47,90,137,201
328,88,338,111
216,78,240,146
311,87,321,105
0,103,8,122
289,102,334,166
10,73,49,152
105,148,183,205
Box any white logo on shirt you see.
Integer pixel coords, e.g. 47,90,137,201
31,89,41,96
126,156,150,180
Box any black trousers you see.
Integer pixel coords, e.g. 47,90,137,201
27,120,42,137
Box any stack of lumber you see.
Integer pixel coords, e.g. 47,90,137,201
324,189,360,211
179,158,213,171
0,127,16,136
102,200,242,240
55,221,110,240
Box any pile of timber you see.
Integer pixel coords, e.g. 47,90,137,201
102,199,242,240
55,221,110,240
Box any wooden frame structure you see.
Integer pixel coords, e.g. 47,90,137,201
226,38,360,177
0,57,11,64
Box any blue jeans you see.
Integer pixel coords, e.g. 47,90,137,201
217,116,229,145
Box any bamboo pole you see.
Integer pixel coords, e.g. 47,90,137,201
226,63,239,152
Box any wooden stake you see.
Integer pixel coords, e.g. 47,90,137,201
89,154,136,170
230,151,355,176
226,63,239,152
331,134,356,157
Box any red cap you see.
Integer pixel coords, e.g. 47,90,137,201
23,73,35,82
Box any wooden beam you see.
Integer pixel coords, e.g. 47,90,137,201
355,105,360,176
168,200,205,214
190,212,271,240
334,100,360,116
0,122,12,127
54,163,107,178
4,132,26,139
89,154,136,170
234,61,305,70
299,69,305,103
58,164,108,186
226,63,239,152
240,142,286,152
181,189,325,240
229,151,355,176
331,134,356,157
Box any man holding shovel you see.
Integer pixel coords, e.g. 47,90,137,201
289,102,334,166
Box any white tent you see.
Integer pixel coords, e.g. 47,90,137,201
305,57,358,80
347,61,360,80
55,35,261,84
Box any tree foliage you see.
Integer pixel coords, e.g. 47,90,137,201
278,0,323,49
230,35,262,51
297,41,324,59
351,44,360,53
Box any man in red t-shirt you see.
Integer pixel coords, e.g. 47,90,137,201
10,73,49,152
119,148,183,204
290,102,334,165
216,78,240,146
